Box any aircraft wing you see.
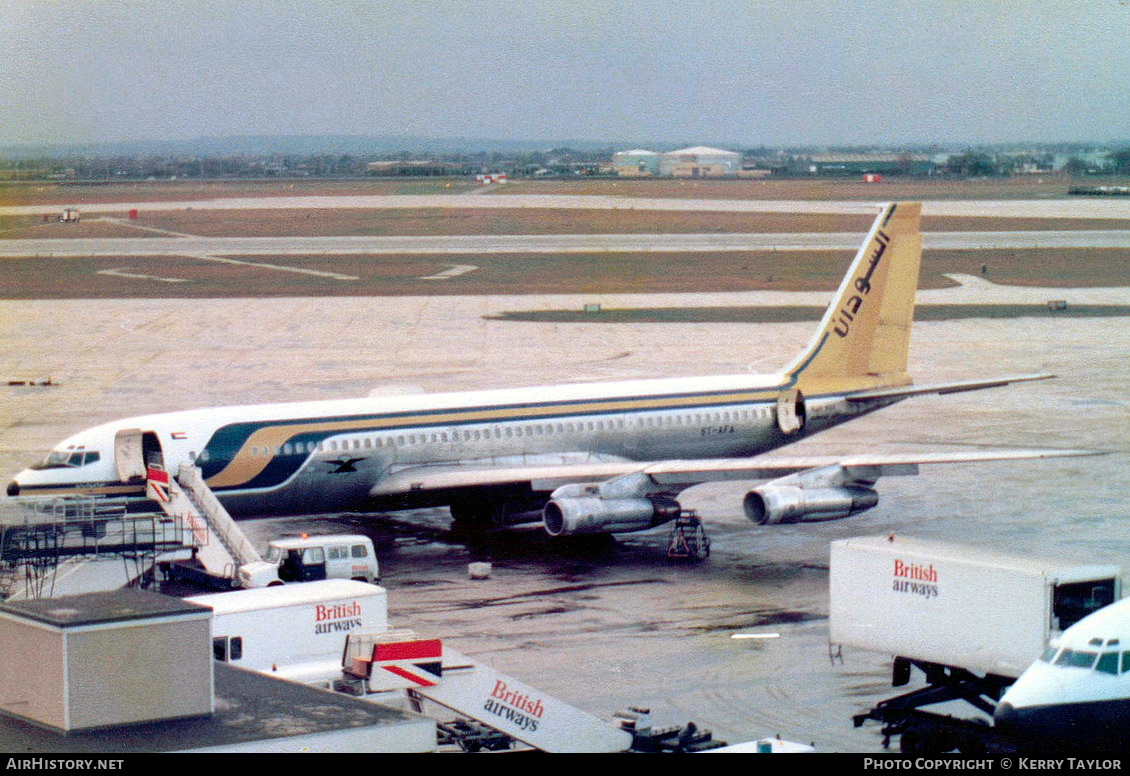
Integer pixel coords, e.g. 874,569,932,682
370,447,1098,500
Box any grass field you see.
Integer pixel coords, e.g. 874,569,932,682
2,248,1128,299
6,174,1130,207
489,303,1130,324
4,209,1130,241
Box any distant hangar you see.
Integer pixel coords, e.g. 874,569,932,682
613,146,741,178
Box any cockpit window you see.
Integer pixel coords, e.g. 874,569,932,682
1040,645,1060,663
31,449,100,470
1054,648,1098,669
1096,651,1119,675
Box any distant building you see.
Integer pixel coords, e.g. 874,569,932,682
612,149,660,177
788,153,933,177
365,160,462,177
658,146,741,177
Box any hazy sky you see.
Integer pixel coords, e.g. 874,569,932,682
3,1,1128,147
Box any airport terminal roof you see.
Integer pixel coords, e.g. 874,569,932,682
667,146,739,156
0,662,432,753
0,588,209,628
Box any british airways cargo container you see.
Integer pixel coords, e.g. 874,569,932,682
829,535,1121,679
187,579,388,685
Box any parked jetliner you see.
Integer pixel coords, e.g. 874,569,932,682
994,597,1130,752
7,203,1084,536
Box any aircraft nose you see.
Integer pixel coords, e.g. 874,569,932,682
6,480,18,497
993,701,1018,734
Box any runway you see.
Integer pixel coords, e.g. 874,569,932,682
5,230,1130,257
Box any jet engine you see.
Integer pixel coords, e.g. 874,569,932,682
543,495,681,536
743,484,878,525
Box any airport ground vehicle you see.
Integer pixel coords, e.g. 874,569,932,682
238,534,379,588
830,535,1121,753
187,578,388,683
188,579,729,752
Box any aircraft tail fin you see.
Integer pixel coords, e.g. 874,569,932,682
779,202,922,395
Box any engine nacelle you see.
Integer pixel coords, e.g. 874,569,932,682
743,484,878,525
543,496,679,537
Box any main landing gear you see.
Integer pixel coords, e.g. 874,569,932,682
666,511,710,561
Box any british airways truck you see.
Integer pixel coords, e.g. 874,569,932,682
830,535,1122,753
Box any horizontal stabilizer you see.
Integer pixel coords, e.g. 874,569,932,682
845,373,1055,402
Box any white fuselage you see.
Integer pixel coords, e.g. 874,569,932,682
9,370,885,517
994,597,1130,752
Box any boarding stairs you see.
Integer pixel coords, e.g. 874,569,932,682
335,629,635,753
145,462,262,584
0,496,194,600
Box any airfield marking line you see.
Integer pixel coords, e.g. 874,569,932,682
421,264,479,280
97,268,190,283
190,253,360,280
0,221,59,236
93,217,200,239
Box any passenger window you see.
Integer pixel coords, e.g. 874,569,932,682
1096,652,1119,675
352,544,368,558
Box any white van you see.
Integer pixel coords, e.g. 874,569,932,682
239,534,379,588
